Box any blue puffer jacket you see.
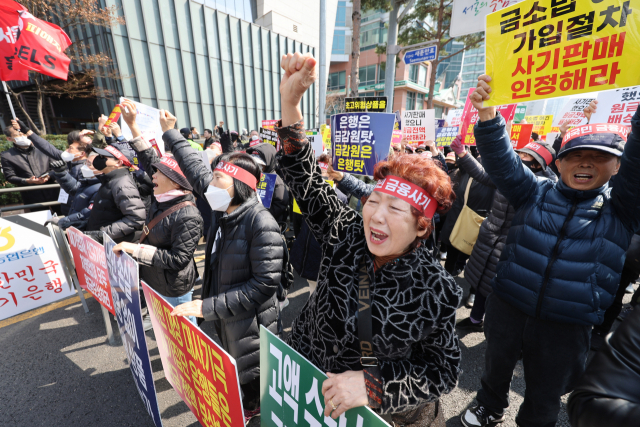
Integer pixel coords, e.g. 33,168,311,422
53,169,100,231
474,111,640,326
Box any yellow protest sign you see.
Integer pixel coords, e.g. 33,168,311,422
485,0,640,107
524,115,554,135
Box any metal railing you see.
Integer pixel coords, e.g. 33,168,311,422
0,183,61,213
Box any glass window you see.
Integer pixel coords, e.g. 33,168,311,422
148,43,172,100
359,65,376,86
360,23,381,48
406,91,416,110
378,62,386,82
332,30,346,55
335,1,347,26
418,66,427,87
129,39,156,98
409,65,419,83
328,71,346,90
417,93,424,110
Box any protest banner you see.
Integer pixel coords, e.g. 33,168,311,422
104,235,163,427
331,112,395,176
141,282,244,427
446,108,464,126
435,126,460,147
345,97,388,112
258,173,278,209
510,123,534,149
306,129,324,156
524,115,553,136
402,109,436,142
260,127,281,151
552,98,595,126
120,97,165,156
262,120,278,131
67,227,114,315
320,124,331,150
514,105,527,123
460,88,517,145
261,326,390,427
485,0,640,107
435,119,445,128
104,104,122,127
450,0,524,37
394,110,402,130
391,129,403,146
0,211,75,321
590,86,640,125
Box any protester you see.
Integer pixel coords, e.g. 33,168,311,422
111,100,203,330
214,121,224,136
162,109,283,424
460,75,640,427
567,307,640,427
190,126,200,140
203,129,216,149
246,142,290,223
0,124,58,213
249,130,261,144
453,138,557,333
277,52,461,426
180,127,203,151
83,145,146,244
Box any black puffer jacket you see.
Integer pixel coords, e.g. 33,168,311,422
246,142,290,222
460,154,557,297
128,141,203,298
163,129,283,384
85,168,146,242
0,144,58,206
439,156,496,246
568,307,640,426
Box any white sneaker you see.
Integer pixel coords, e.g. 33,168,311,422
279,298,290,310
461,405,505,427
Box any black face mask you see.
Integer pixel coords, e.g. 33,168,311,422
522,159,542,172
92,155,110,171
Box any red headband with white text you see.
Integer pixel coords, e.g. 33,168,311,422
522,142,552,166
373,175,438,219
214,161,258,190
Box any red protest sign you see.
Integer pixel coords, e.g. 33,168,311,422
104,105,122,127
510,123,534,150
460,88,518,145
262,119,278,131
141,281,244,427
67,227,115,315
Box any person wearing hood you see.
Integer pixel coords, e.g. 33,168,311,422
112,100,204,329
11,119,92,215
180,127,203,151
453,137,557,333
83,145,146,244
0,124,59,212
246,142,290,223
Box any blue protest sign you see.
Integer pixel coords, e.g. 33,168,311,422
331,112,395,176
435,126,460,147
394,110,402,130
435,119,445,128
258,173,277,209
404,46,437,65
104,234,163,427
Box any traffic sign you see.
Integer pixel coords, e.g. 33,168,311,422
403,46,437,65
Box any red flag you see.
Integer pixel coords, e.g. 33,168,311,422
0,1,29,81
13,10,72,80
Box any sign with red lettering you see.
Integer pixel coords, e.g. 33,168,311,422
590,86,640,125
460,88,518,145
262,120,278,131
67,227,114,315
552,98,594,127
510,123,534,149
141,281,244,427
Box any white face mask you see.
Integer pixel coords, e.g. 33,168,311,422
204,184,233,212
60,151,77,162
13,136,30,147
80,165,95,178
251,135,259,141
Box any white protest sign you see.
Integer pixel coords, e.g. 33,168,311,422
306,130,324,156
119,97,165,155
552,98,595,127
450,0,523,37
0,212,75,321
402,109,435,142
57,188,69,204
446,109,464,127
590,87,640,126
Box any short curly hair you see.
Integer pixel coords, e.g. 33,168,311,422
370,153,455,243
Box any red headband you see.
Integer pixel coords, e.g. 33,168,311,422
215,161,258,190
104,146,132,168
522,142,552,166
373,175,438,219
318,162,328,172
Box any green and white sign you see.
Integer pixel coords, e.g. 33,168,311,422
260,326,390,427
514,105,528,123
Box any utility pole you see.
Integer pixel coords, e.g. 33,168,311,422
383,1,401,113
318,0,327,126
350,0,362,97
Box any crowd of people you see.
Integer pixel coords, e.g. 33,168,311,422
3,51,640,427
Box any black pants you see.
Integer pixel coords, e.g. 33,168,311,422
595,264,639,334
476,294,590,427
470,292,488,322
241,377,261,411
444,243,469,275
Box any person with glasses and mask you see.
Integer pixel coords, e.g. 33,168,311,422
160,108,284,425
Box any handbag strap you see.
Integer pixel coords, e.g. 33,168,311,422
139,201,196,244
358,259,377,367
463,177,473,206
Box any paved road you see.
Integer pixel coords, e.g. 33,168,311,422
0,246,631,426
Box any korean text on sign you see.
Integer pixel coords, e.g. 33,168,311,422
142,282,244,427
485,0,640,106
260,127,280,151
435,126,460,147
260,326,390,427
402,109,436,142
257,173,277,209
67,227,114,315
510,123,534,148
590,86,640,125
524,115,554,135
552,97,594,126
460,88,518,145
345,97,388,112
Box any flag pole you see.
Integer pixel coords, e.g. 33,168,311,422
2,81,17,120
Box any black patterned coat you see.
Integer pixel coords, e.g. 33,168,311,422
277,121,463,415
